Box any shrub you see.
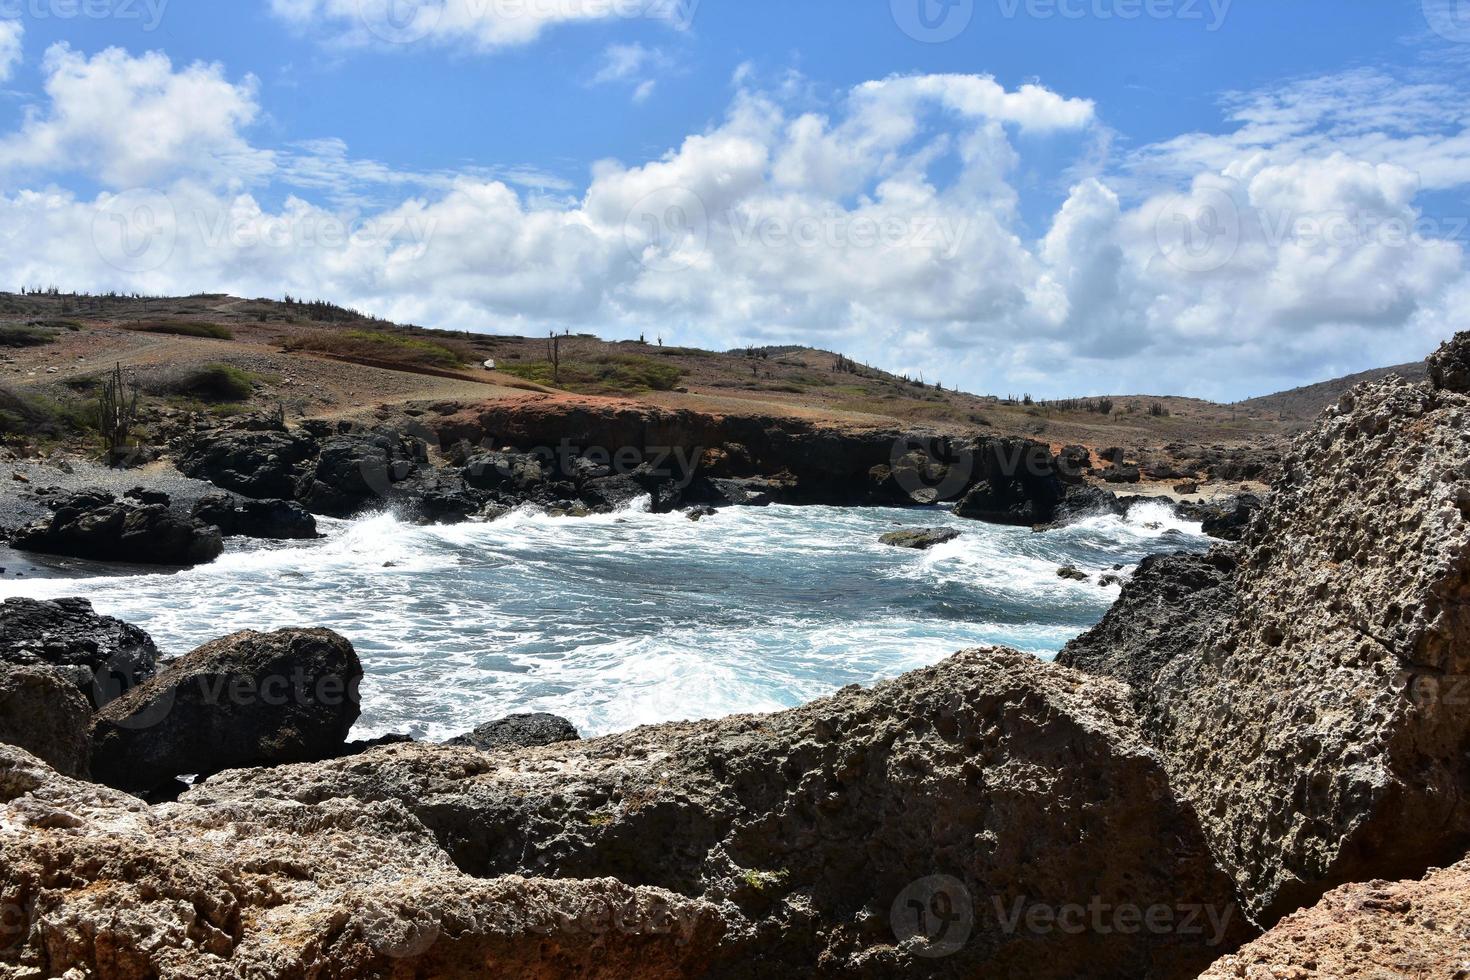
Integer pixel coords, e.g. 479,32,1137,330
0,385,94,439
126,320,234,340
143,363,257,403
286,329,469,370
0,325,58,348
500,355,683,394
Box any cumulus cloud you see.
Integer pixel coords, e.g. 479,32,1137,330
0,19,20,83
270,0,695,51
1,45,1466,400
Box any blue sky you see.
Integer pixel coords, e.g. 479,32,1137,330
1,0,1467,399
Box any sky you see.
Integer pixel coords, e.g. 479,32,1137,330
0,0,1467,400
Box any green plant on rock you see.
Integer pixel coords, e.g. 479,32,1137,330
99,361,141,465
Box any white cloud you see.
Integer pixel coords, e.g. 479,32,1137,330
0,19,21,84
589,42,673,103
270,0,695,52
0,49,1466,400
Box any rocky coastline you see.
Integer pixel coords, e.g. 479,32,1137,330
1,338,1462,976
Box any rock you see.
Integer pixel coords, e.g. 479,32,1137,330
188,649,1248,977
1101,464,1142,484
1427,331,1470,393
89,628,362,792
0,744,723,978
1099,574,1123,587
191,492,318,540
1063,335,1470,923
1173,481,1200,495
462,450,549,492
1187,493,1262,541
952,439,1066,526
879,527,962,550
1056,444,1093,480
1056,565,1089,582
10,492,223,567
445,714,580,752
297,432,424,517
1057,550,1238,714
579,473,646,511
1049,484,1126,526
1199,856,1470,979
0,666,90,777
685,505,716,521
0,597,160,708
123,486,171,507
177,428,319,499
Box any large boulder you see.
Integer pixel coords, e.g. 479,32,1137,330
296,432,426,517
445,713,580,752
1062,333,1470,924
0,597,159,708
1189,493,1263,541
1056,550,1238,712
0,744,723,979
188,649,1249,977
953,439,1066,526
89,628,362,792
1199,855,1470,979
10,491,223,567
0,666,90,777
177,428,319,499
191,492,318,539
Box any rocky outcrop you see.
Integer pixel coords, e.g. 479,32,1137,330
191,492,318,539
89,628,362,792
0,597,159,708
176,428,318,499
0,667,90,777
296,432,427,517
0,744,723,979
1056,550,1238,713
952,440,1066,526
188,649,1248,977
1183,493,1263,541
878,527,961,550
1199,856,1470,978
1060,333,1470,924
10,491,224,566
445,713,581,752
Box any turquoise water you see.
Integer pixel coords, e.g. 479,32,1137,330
0,499,1205,739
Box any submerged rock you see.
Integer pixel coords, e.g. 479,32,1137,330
189,649,1248,977
878,527,961,549
0,597,159,708
10,491,223,567
89,628,362,792
0,744,723,979
445,713,580,752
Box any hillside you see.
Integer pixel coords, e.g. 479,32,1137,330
1235,362,1430,422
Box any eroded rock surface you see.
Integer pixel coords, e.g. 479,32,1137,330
0,667,90,777
446,713,581,752
0,597,159,708
0,744,723,979
189,649,1248,977
1198,856,1470,979
1061,333,1470,924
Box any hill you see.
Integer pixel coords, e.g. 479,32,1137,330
1235,362,1430,422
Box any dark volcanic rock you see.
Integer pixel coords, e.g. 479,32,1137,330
192,492,318,540
0,596,160,708
0,665,91,777
90,628,362,792
1057,550,1238,712
296,432,425,517
878,527,961,550
1050,484,1126,526
1063,332,1470,924
952,439,1065,526
178,429,319,499
1195,493,1263,541
10,492,224,567
1101,463,1142,484
189,649,1248,977
445,714,580,752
